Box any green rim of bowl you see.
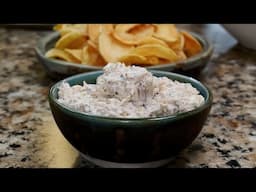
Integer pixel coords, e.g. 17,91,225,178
49,70,213,123
36,31,213,71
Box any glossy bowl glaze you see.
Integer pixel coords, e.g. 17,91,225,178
48,70,212,167
36,31,213,79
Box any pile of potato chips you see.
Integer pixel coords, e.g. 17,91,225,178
46,24,202,66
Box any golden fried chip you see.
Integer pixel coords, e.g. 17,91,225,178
64,49,82,62
87,42,106,66
81,46,89,64
119,55,163,65
53,24,64,31
179,33,185,49
54,24,88,36
45,48,80,63
88,24,101,44
88,40,98,49
102,24,114,34
138,37,169,47
93,54,106,66
168,33,185,51
146,56,160,65
99,32,134,62
50,24,199,67
153,24,179,43
181,31,202,57
175,51,187,60
55,32,87,49
113,24,155,45
118,54,148,65
71,24,88,35
128,44,179,62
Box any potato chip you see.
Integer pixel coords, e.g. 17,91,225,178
128,44,179,62
64,49,82,62
54,24,73,36
179,33,185,49
81,46,89,64
113,24,155,45
146,56,160,65
88,24,101,44
93,54,106,66
168,33,185,51
118,55,162,65
181,31,202,57
45,48,80,63
118,54,147,65
49,24,203,67
87,42,106,66
153,24,179,43
88,40,98,49
54,24,88,36
99,32,134,62
53,24,65,31
102,24,114,34
55,32,87,49
175,51,187,60
138,37,169,47
71,24,88,35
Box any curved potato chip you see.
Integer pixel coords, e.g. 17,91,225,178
138,37,169,47
69,24,88,36
55,32,87,49
64,49,82,62
93,55,106,66
54,24,88,36
99,32,133,62
102,24,114,34
113,24,155,45
118,54,147,65
87,24,113,45
153,24,179,43
53,24,65,31
128,44,179,62
88,40,98,49
88,24,101,43
158,58,171,64
51,24,194,67
181,31,202,57
168,33,185,51
81,46,89,64
54,24,74,36
45,48,80,63
175,51,187,61
146,56,160,65
180,33,185,49
87,42,106,66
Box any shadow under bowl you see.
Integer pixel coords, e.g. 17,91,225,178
48,70,213,167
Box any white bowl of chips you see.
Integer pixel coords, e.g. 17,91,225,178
35,24,213,79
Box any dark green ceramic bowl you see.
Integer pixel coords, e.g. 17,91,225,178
36,31,213,79
48,70,212,168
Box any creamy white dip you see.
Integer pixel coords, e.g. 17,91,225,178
57,63,205,118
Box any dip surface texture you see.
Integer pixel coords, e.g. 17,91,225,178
58,63,205,118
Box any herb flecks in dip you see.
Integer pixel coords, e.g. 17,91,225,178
58,63,204,118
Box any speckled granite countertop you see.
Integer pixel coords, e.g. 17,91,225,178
0,24,255,168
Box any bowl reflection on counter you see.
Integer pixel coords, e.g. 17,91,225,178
48,70,213,168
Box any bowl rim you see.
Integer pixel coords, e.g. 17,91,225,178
35,30,213,71
49,70,213,122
